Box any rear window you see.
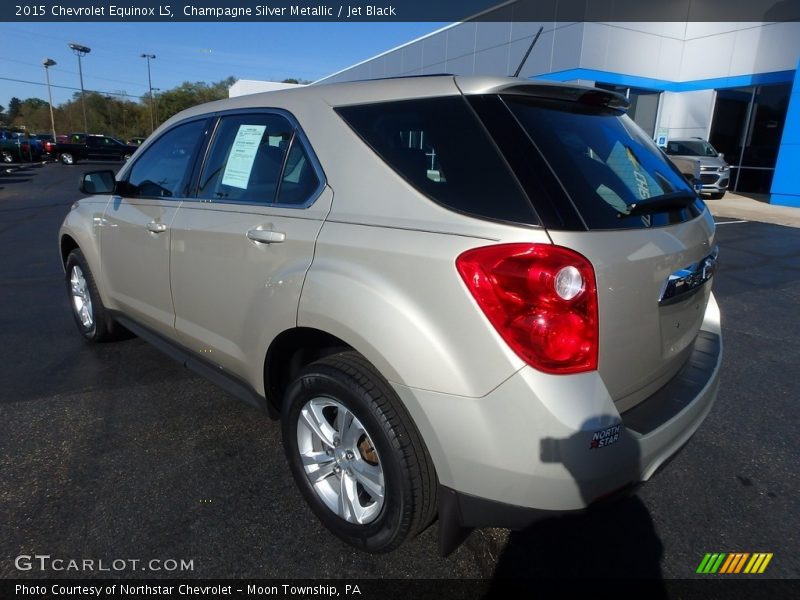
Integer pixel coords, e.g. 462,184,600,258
502,95,701,230
335,97,538,226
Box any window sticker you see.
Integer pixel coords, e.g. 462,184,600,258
221,124,267,189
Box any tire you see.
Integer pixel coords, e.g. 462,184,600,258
282,351,437,553
65,249,120,342
60,152,75,165
708,191,726,200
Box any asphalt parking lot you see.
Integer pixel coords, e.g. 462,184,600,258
1,162,798,580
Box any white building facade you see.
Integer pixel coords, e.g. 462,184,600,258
318,21,800,206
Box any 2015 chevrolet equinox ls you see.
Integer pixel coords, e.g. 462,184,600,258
59,76,722,554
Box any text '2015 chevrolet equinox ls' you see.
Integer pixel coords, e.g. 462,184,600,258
60,76,722,555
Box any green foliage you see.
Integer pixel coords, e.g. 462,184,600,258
8,97,22,121
5,76,239,138
155,77,237,122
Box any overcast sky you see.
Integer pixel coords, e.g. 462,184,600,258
0,22,446,107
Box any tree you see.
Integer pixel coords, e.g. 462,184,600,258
155,77,237,123
8,97,22,121
5,76,237,137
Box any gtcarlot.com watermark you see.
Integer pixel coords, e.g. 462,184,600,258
14,554,194,573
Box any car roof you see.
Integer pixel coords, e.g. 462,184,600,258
166,75,629,125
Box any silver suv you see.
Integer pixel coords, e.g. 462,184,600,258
665,138,730,199
59,76,722,554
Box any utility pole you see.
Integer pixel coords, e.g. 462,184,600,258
68,43,91,133
42,58,57,141
141,53,156,134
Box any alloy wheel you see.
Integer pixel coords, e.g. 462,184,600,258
296,397,385,525
70,265,94,329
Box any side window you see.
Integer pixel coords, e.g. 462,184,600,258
124,120,206,199
276,137,320,205
336,97,537,225
197,114,294,204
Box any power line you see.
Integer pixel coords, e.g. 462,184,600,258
0,75,145,99
0,56,147,89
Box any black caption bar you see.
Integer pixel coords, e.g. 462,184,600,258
3,578,800,600
2,0,800,22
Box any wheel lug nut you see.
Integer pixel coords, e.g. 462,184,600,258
345,451,354,460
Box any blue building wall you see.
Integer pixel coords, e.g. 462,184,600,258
770,59,800,207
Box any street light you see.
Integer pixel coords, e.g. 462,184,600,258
42,58,57,142
140,53,156,134
68,43,91,133
151,88,161,127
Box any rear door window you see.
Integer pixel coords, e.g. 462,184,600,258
336,97,538,226
198,114,300,205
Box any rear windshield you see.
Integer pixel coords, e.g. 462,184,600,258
335,97,538,226
502,95,701,230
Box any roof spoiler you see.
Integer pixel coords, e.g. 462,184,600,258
501,83,631,111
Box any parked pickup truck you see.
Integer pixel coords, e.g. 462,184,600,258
46,133,139,165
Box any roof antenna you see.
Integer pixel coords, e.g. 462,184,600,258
512,26,544,78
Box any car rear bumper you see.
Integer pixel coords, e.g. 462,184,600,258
394,294,722,533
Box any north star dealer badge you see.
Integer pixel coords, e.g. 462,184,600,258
590,424,621,449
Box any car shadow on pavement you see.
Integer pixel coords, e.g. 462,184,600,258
486,420,667,592
488,496,665,585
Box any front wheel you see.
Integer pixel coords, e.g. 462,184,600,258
60,152,75,165
282,352,437,553
65,249,120,342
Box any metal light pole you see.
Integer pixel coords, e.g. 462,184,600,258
141,53,156,134
68,43,91,133
151,88,161,128
42,58,57,141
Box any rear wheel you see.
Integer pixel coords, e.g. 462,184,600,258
65,249,120,342
60,152,75,165
282,351,437,553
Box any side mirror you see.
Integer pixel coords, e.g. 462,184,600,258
80,170,116,195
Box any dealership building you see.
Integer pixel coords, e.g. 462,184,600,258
316,20,800,206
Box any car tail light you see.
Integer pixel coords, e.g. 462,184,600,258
456,243,598,374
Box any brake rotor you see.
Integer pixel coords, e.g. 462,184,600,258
358,435,379,465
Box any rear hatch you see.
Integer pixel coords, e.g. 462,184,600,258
462,81,717,410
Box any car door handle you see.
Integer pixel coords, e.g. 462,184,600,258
247,229,286,244
146,221,167,233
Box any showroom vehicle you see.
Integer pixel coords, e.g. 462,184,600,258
664,138,730,198
59,76,722,554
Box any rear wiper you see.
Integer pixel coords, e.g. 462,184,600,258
617,191,697,217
